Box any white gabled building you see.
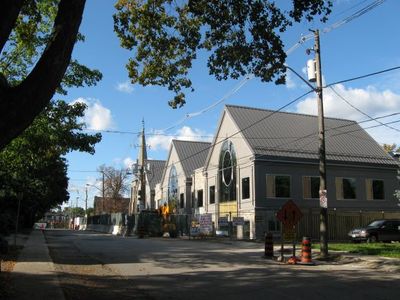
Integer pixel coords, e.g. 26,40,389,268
157,140,211,214
192,104,399,239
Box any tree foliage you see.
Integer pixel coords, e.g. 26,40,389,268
114,0,332,108
0,100,101,231
383,143,398,153
98,165,130,199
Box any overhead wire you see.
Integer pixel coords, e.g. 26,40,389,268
73,0,393,184
329,85,400,133
324,66,400,88
158,0,387,133
286,0,386,55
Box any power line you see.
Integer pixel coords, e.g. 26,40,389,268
324,66,400,88
329,85,400,133
157,1,386,133
286,0,386,55
157,75,255,133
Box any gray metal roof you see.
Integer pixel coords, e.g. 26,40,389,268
147,160,166,189
173,140,211,177
226,104,397,167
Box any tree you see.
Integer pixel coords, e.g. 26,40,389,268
383,143,398,152
98,165,130,199
0,0,103,150
86,207,95,217
0,100,101,229
65,206,85,218
1,1,332,150
114,0,332,108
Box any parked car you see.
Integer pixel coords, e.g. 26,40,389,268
348,219,400,243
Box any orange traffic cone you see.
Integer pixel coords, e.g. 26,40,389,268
298,237,314,265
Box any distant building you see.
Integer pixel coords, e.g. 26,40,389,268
94,196,130,215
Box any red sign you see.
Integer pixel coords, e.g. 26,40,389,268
276,200,303,226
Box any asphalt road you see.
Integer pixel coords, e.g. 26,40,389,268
44,230,400,300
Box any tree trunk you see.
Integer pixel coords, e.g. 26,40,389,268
0,0,86,150
0,0,24,52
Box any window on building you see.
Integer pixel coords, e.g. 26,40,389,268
197,189,203,207
209,185,215,204
266,175,290,198
303,176,320,199
168,165,178,207
219,140,236,202
366,179,384,200
242,177,250,199
180,193,185,208
336,177,357,199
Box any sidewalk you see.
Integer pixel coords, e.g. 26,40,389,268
10,230,65,300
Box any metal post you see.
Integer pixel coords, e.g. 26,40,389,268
14,192,22,247
85,186,88,215
314,29,329,258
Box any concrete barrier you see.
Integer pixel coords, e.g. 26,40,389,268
85,224,124,235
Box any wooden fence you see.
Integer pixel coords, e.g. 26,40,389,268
296,209,400,241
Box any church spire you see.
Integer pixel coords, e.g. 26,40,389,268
137,118,147,168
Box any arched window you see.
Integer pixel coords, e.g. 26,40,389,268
219,140,236,202
168,165,178,203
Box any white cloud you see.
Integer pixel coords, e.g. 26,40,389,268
147,126,213,151
116,80,134,94
71,97,114,130
295,84,400,144
123,157,135,170
285,71,296,89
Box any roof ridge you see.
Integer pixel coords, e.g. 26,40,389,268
173,139,211,144
225,104,357,123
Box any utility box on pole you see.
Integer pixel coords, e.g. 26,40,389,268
307,59,316,82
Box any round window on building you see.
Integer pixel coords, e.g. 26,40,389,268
218,140,236,203
222,150,233,186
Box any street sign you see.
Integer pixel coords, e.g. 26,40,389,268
319,189,328,208
276,200,303,226
218,216,229,226
199,214,213,235
283,225,296,241
232,217,244,226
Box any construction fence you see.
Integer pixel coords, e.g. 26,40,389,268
87,209,400,241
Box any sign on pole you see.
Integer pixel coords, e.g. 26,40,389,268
319,189,328,208
232,217,244,226
276,200,303,227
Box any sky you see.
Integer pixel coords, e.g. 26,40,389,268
65,0,400,209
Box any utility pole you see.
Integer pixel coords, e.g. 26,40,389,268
102,171,105,213
285,30,329,258
314,29,329,258
85,185,88,217
139,120,147,212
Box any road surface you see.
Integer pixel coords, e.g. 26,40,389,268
44,230,399,300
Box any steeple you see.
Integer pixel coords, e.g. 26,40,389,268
137,118,147,168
